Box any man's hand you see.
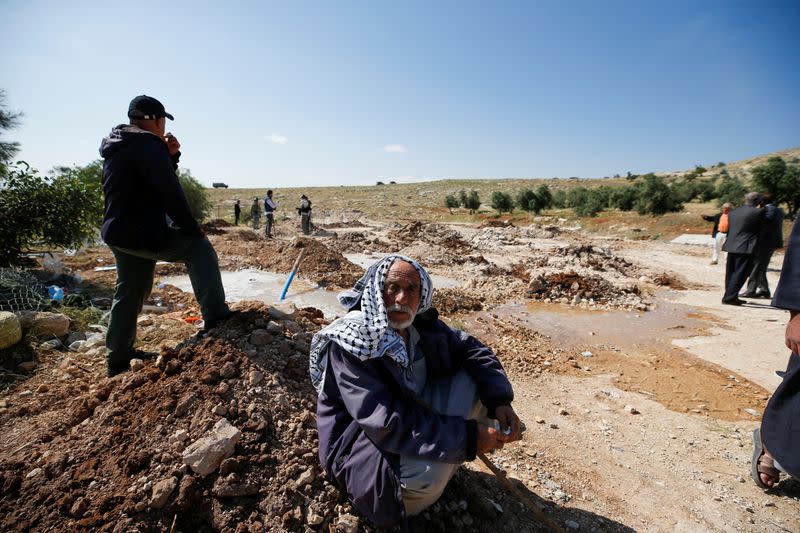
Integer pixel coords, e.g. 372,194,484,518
495,405,522,441
477,424,510,454
164,132,181,156
787,311,800,354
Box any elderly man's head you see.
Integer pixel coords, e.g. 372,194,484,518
382,259,422,330
744,192,763,206
722,202,733,212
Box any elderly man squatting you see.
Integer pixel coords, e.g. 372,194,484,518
309,255,521,528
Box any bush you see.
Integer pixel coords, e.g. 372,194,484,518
610,186,638,211
715,173,747,208
444,194,459,213
463,190,481,214
490,191,514,214
751,156,800,219
536,184,553,210
551,189,567,208
573,190,605,217
566,186,590,208
0,162,103,266
178,169,212,222
515,189,542,213
634,174,683,216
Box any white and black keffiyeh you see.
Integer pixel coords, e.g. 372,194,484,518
309,255,433,393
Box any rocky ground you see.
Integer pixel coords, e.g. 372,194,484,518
0,220,798,532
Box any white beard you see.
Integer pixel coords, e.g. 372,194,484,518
388,317,414,331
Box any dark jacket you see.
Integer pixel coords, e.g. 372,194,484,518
772,218,799,312
701,212,724,237
316,311,514,528
757,203,784,251
99,125,200,251
722,205,764,255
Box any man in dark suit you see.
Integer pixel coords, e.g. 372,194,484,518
752,217,799,488
721,192,765,305
742,194,784,298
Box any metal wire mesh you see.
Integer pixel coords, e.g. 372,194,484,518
0,267,49,312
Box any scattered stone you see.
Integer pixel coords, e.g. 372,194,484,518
182,418,242,476
550,423,559,429
294,467,316,488
0,311,22,350
212,404,228,416
69,497,90,518
26,467,42,479
536,417,545,424
307,512,324,526
580,351,593,358
248,370,264,386
19,311,70,337
220,362,238,379
335,513,359,533
268,302,297,320
565,519,580,530
744,408,760,417
17,361,37,372
137,315,154,327
624,405,640,415
249,329,272,346
149,476,178,509
559,408,569,416
129,358,144,371
172,429,189,442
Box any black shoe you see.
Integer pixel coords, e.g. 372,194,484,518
199,311,234,335
107,364,128,378
722,298,744,306
739,292,757,298
775,370,786,379
754,291,771,299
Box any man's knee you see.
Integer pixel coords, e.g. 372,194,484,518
401,461,458,516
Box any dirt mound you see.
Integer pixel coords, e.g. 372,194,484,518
208,235,364,289
532,244,636,277
330,232,391,254
0,302,575,533
433,288,483,315
526,271,646,310
206,219,233,228
388,222,471,252
478,220,515,229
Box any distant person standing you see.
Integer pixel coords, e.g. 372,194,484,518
233,199,241,226
721,192,765,305
701,203,732,265
298,194,313,235
264,189,277,238
742,194,784,298
250,197,261,230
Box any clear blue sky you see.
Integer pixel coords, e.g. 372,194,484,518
2,0,798,187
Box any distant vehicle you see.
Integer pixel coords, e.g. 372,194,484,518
212,182,229,188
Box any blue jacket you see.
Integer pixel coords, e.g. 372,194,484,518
99,125,201,251
316,310,514,528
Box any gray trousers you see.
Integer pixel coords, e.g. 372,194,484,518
106,230,229,373
301,213,311,235
400,370,485,516
746,247,774,295
265,213,274,237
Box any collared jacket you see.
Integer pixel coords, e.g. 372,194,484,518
315,310,514,528
99,125,201,251
722,204,764,255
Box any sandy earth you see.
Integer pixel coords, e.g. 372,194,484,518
1,221,798,532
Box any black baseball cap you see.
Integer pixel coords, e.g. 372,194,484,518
127,95,174,120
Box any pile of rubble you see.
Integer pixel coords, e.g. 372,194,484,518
469,224,561,249
526,271,647,311
530,244,637,279
387,222,472,252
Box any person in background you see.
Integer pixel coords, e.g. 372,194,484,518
721,192,765,305
298,194,313,235
233,199,241,226
741,193,784,298
250,197,261,230
264,189,277,238
701,203,732,265
98,95,230,377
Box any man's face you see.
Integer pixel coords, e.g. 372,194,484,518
382,260,422,331
155,117,167,137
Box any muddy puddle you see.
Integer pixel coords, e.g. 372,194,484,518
161,269,345,318
488,299,769,421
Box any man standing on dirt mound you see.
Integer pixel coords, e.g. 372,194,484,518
721,192,765,305
99,95,230,377
309,255,521,528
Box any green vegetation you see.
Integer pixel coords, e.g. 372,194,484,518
459,189,480,214
490,191,514,214
178,169,212,221
0,90,22,177
0,162,104,266
750,156,800,219
444,194,459,214
715,172,747,208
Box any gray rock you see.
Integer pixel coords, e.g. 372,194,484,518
17,361,36,372
565,520,580,530
69,340,87,352
0,312,22,349
248,370,264,386
66,331,86,345
306,512,324,526
70,497,90,518
220,362,238,379
268,302,297,320
335,513,359,533
149,476,178,509
129,358,144,371
182,418,241,476
266,321,283,335
40,339,61,350
24,311,70,337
